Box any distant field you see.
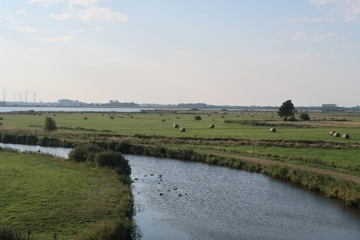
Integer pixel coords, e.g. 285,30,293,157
0,151,131,239
1,110,360,141
1,110,360,176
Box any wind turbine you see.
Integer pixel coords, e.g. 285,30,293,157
33,91,37,103
25,90,28,103
2,88,7,102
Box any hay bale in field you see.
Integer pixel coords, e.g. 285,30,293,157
130,115,133,118
101,113,104,116
0,122,2,126
173,124,179,128
0,117,3,120
161,118,165,122
52,113,56,116
110,116,114,119
209,124,215,128
160,114,163,116
179,127,186,132
221,116,225,118
342,134,350,139
38,113,42,116
176,117,179,119
329,130,336,135
84,117,88,120
333,132,340,137
270,128,276,132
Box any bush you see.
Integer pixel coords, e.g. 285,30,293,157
194,116,202,121
94,151,131,175
37,136,61,147
43,117,57,131
299,113,310,121
288,116,297,121
68,143,105,162
0,225,26,240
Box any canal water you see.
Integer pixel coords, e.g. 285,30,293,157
1,143,359,239
127,155,360,240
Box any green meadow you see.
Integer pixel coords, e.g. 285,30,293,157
1,109,360,175
1,109,360,237
0,150,133,239
1,110,360,141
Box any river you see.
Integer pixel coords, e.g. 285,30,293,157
0,143,359,239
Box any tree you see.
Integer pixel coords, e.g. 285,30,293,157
43,117,57,131
278,100,296,121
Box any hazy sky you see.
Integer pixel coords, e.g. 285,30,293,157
1,0,359,106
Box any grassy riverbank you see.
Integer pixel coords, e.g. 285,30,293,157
0,109,360,216
0,150,134,239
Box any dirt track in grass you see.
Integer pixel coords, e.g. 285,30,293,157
198,150,360,184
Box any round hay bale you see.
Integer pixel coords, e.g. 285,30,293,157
110,116,114,119
176,117,179,119
130,115,133,118
173,124,179,128
270,128,276,132
209,124,215,128
329,130,335,135
52,113,56,116
221,116,225,118
179,127,186,132
0,122,2,126
160,114,163,116
83,117,88,120
161,118,165,122
101,113,104,116
342,134,350,139
333,132,340,137
0,117,3,120
38,113,42,116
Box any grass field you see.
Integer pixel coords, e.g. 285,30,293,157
0,150,132,239
1,110,360,141
1,109,360,173
1,109,360,236
1,110,360,174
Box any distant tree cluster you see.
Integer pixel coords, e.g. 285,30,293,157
103,100,139,107
58,99,82,106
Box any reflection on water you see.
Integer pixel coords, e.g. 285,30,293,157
0,143,72,158
127,155,360,240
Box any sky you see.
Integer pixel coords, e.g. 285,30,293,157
1,0,360,107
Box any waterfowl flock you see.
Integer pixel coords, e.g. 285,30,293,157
133,173,187,197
